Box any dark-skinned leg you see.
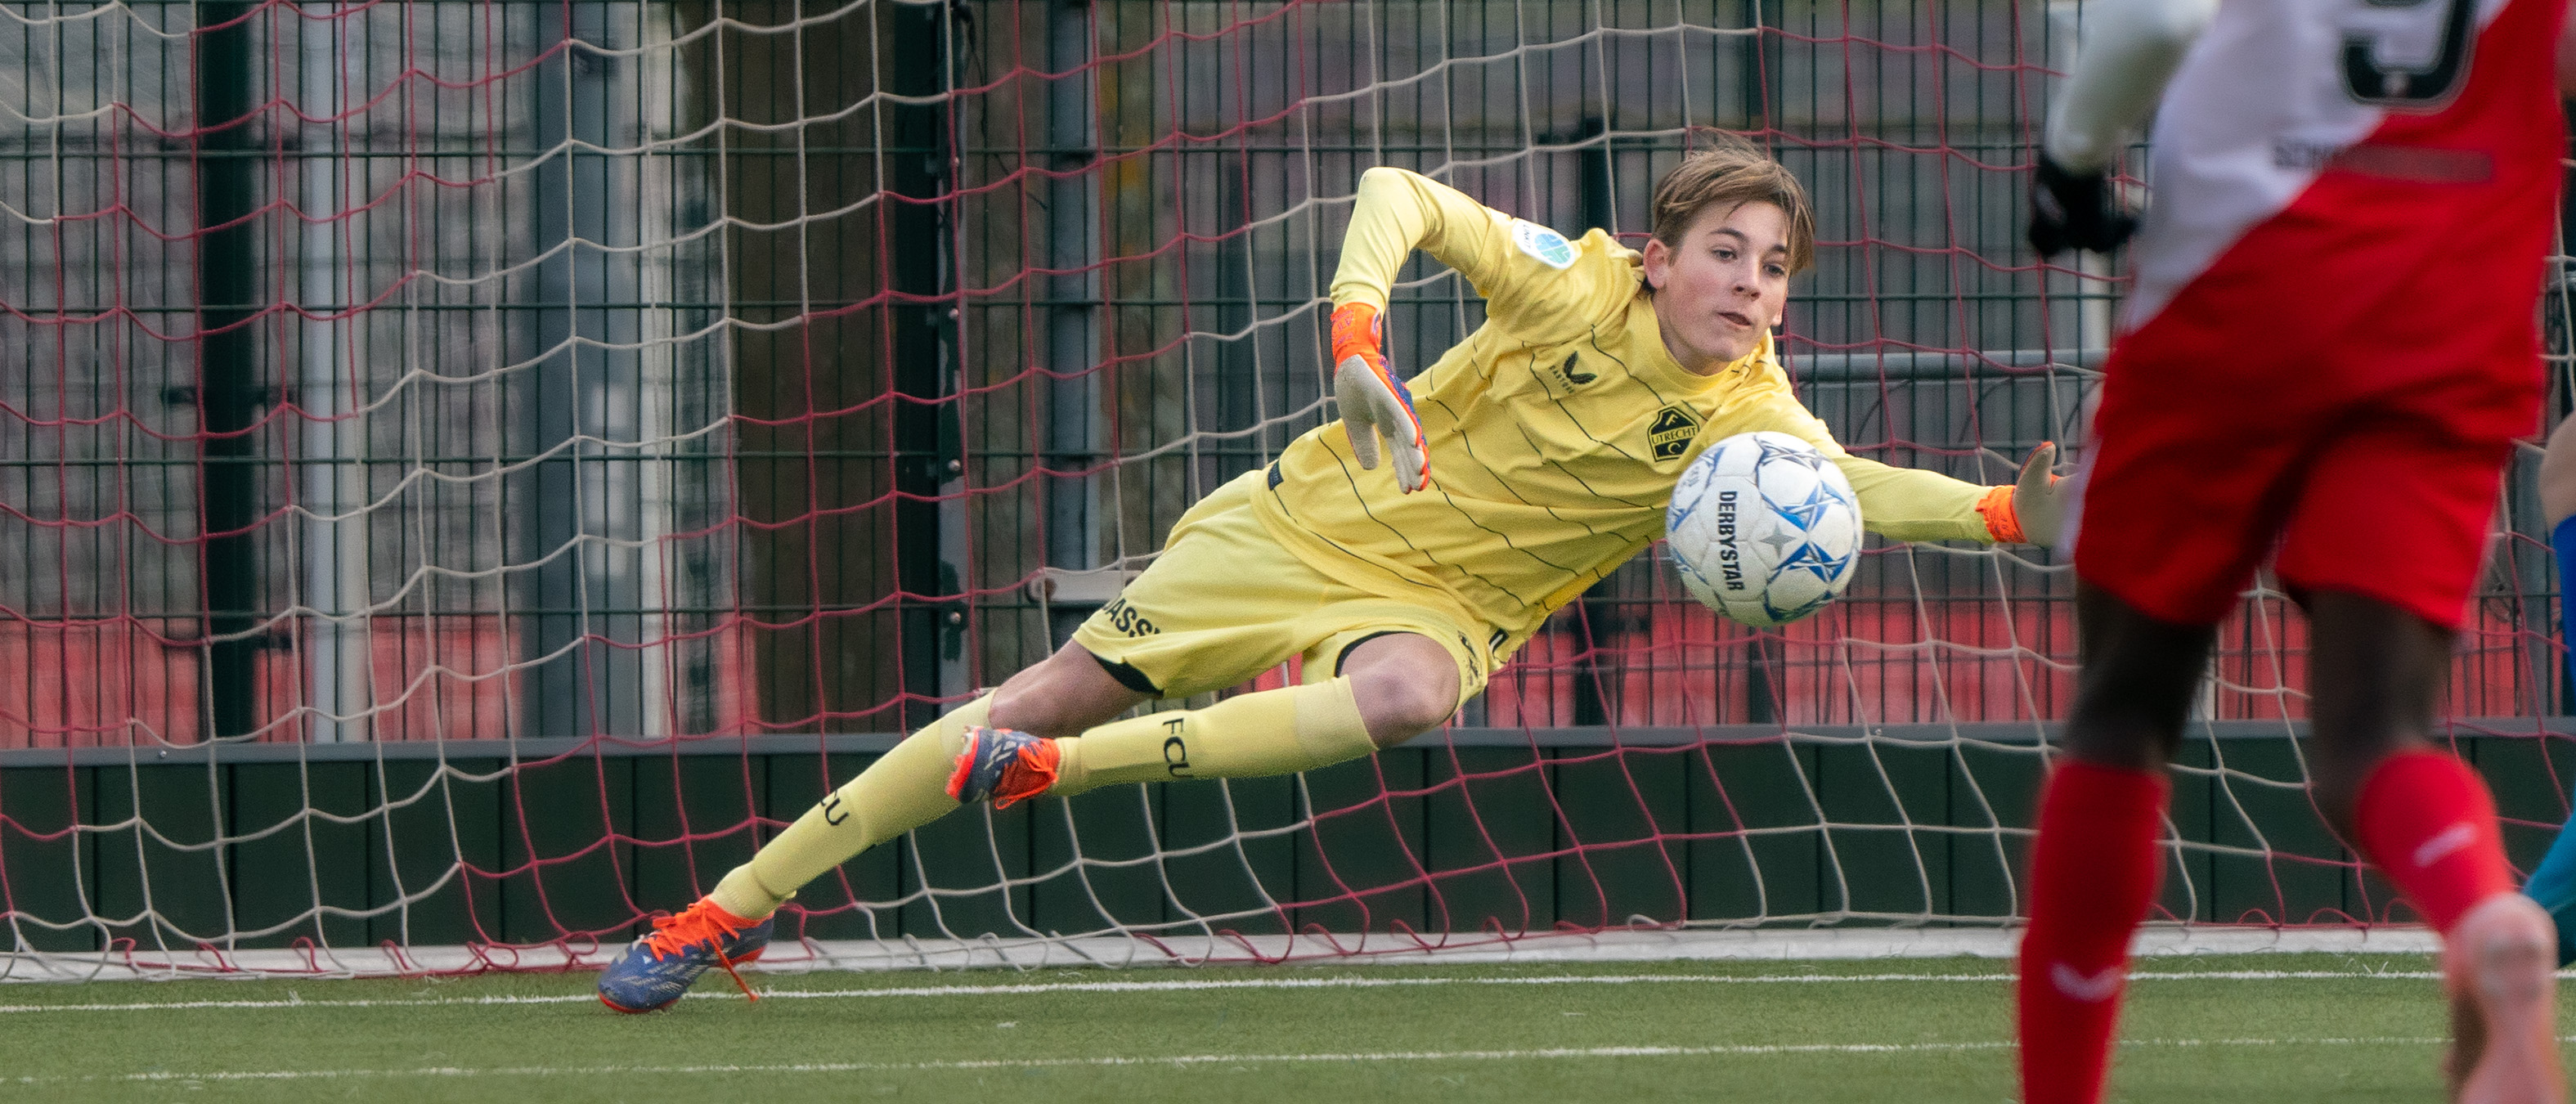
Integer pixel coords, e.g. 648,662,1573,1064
2300,590,2552,1102
2061,582,2220,772
2020,581,2215,1104
2300,590,2448,838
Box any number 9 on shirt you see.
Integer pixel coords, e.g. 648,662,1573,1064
1665,431,1863,628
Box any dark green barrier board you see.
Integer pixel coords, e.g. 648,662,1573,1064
3,724,2570,953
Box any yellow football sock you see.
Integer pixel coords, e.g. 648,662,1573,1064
706,695,989,920
1050,676,1374,797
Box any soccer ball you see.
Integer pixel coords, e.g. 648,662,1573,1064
1665,431,1862,627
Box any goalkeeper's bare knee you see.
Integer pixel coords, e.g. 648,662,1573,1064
987,641,1149,738
1342,633,1463,748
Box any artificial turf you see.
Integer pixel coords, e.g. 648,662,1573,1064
0,952,2524,1102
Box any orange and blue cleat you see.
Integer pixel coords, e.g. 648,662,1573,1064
596,897,773,1013
945,725,1060,810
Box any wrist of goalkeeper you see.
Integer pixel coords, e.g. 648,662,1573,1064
1977,442,2068,546
1976,486,2028,545
1331,302,1384,367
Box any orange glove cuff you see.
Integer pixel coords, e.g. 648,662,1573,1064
1331,303,1382,366
1976,484,2024,545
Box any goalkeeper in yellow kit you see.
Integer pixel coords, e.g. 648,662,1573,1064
595,134,2069,1012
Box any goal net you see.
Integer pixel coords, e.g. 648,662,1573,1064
0,0,2565,977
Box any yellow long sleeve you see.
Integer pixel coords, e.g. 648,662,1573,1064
1724,367,1996,545
1329,167,1498,313
1831,455,1994,543
1328,167,1630,347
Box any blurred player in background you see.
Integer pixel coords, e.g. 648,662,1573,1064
2515,418,2576,964
595,134,2072,1013
2022,0,2576,1100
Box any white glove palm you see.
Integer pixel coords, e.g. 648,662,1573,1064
1329,303,1430,494
2012,442,2071,548
1335,353,1429,493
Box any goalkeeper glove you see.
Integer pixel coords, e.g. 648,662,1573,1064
1976,442,2071,547
1330,302,1430,493
2027,155,2137,258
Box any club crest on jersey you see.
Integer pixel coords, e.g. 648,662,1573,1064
1510,219,1577,270
1649,406,1701,461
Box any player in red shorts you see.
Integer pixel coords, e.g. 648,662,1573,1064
2023,0,2576,1100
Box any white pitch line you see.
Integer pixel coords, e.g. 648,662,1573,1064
0,967,2461,1016
5,1035,2511,1086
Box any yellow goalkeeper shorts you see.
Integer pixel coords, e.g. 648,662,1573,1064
1071,469,1496,706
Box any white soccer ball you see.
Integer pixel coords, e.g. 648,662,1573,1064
1665,431,1863,628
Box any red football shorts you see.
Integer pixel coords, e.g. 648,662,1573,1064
2074,314,2539,631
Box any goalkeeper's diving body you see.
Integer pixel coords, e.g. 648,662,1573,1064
596,136,2068,1012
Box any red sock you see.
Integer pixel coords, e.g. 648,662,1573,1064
2019,761,2170,1104
2351,750,2513,933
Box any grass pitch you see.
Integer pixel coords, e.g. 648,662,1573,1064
0,952,2527,1102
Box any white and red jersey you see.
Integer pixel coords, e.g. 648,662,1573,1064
2126,0,2565,352
2074,0,2566,630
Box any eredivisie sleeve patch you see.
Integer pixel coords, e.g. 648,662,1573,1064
1510,218,1577,269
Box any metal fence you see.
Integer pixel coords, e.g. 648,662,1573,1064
1,1,2565,749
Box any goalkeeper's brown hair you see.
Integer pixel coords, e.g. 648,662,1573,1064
1649,132,1816,275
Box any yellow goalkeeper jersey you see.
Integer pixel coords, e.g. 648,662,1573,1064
1251,167,1995,648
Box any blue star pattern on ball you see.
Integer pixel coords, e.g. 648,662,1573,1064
1754,435,1831,472
1764,588,1837,625
1772,533,1849,586
1766,473,1851,535
1760,511,1856,623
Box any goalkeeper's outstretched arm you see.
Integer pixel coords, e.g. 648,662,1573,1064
1328,167,1573,319
1326,168,1614,493
1833,442,2067,548
1753,390,2067,547
1323,168,1507,494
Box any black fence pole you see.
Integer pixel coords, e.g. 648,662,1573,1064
886,2,959,729
512,7,580,740
195,3,261,740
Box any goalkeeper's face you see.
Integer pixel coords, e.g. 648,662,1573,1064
1641,200,1792,372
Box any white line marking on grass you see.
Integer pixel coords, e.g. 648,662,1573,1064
0,967,2468,1016
8,1034,2520,1086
